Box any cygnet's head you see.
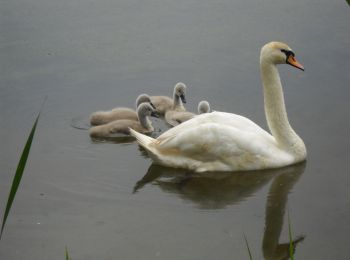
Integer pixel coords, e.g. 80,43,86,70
174,82,187,104
136,94,155,109
260,41,304,71
198,100,211,114
137,103,159,119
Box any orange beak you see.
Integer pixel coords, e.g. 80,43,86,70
287,55,305,71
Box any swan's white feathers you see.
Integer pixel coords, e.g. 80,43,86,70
131,111,293,171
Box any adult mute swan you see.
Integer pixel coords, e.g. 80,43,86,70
130,42,307,172
149,82,187,115
90,94,154,126
89,103,158,138
165,100,211,126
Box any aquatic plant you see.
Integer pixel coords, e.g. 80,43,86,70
65,246,72,260
243,233,253,260
288,211,295,260
0,103,43,240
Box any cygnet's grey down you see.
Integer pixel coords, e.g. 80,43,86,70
197,100,211,114
147,82,187,116
165,100,211,126
89,94,154,126
89,103,158,138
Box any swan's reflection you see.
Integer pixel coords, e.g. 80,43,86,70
134,162,306,259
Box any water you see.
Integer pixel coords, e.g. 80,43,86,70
1,0,349,259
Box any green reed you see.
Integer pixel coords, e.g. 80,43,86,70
65,246,72,260
244,211,300,260
0,102,44,240
243,233,253,260
288,210,295,260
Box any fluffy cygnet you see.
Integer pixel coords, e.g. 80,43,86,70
90,94,153,126
165,100,211,126
89,103,158,138
197,100,211,114
149,82,187,115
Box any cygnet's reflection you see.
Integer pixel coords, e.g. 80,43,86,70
134,162,306,259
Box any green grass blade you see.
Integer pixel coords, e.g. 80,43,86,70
65,246,71,260
346,0,350,6
0,111,41,240
243,233,253,260
288,210,295,260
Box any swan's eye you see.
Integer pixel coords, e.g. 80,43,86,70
280,49,295,58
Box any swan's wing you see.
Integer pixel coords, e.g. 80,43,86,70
157,122,276,161
158,111,273,143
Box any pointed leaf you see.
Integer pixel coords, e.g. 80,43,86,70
0,111,41,239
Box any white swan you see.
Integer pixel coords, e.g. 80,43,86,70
89,103,158,138
150,82,187,115
89,94,153,126
165,100,211,126
129,42,307,172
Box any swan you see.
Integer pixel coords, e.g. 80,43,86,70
129,42,307,172
89,94,153,126
198,100,211,114
165,100,211,126
89,103,158,138
149,82,187,115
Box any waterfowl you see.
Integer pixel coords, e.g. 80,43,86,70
89,103,158,138
198,100,211,114
90,94,153,126
165,100,211,126
150,82,187,115
130,42,307,172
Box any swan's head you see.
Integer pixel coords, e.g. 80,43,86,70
198,100,211,114
137,103,159,119
136,94,156,109
260,42,304,71
174,82,187,104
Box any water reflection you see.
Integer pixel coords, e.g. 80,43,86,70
262,163,305,260
134,162,306,259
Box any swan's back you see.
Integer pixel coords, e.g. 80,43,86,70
158,111,273,143
165,111,195,126
150,96,173,115
89,119,149,138
90,108,137,126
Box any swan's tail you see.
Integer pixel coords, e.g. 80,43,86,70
129,128,156,149
129,128,164,163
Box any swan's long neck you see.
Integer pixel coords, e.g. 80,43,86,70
172,93,184,110
138,112,153,131
260,60,306,158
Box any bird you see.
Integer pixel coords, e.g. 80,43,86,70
165,100,211,126
129,41,307,172
89,94,154,126
148,82,187,116
197,100,211,114
89,103,158,138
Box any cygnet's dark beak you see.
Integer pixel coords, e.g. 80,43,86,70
180,94,186,104
151,111,159,118
149,102,156,109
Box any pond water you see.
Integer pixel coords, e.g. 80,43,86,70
1,0,350,259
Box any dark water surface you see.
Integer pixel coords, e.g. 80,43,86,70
1,0,349,259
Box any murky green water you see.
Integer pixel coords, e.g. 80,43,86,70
1,0,349,259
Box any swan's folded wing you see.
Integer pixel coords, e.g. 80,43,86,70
156,123,269,162
148,118,291,171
